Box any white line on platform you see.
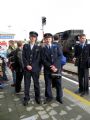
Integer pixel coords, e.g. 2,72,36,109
62,76,90,90
21,116,36,120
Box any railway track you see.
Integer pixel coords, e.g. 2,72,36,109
62,68,78,75
62,67,90,79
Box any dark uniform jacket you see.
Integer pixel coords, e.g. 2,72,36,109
41,44,63,73
15,48,24,72
74,43,90,68
22,43,41,72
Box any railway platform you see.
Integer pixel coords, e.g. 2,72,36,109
63,63,90,78
63,63,77,73
0,66,90,120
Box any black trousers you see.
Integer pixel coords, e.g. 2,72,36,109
15,71,23,92
44,73,63,99
24,71,40,100
78,67,89,93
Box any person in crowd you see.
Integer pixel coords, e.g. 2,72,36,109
73,34,90,96
7,40,16,87
53,34,60,45
14,41,24,93
7,40,16,54
39,40,46,74
40,39,46,48
41,33,63,104
0,45,8,81
52,34,66,88
0,56,6,89
53,34,66,68
22,31,41,106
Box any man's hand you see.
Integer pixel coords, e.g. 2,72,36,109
72,57,76,63
26,65,32,71
50,65,58,72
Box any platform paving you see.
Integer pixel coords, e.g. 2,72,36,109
0,74,90,120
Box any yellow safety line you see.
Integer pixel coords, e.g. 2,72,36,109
64,88,90,106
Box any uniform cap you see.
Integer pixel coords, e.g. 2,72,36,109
44,33,53,38
29,31,38,37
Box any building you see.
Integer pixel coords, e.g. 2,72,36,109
0,32,15,50
0,32,15,41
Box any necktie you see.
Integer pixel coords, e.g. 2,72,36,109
81,44,84,49
48,45,51,50
80,44,83,49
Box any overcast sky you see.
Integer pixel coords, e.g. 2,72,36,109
0,0,90,40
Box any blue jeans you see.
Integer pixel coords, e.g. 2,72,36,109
12,70,16,84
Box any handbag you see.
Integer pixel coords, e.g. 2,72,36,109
51,69,61,79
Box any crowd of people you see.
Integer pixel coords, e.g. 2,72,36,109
0,32,90,106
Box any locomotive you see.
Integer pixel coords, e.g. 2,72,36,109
55,30,84,62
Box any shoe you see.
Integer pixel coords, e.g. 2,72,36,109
35,99,41,104
11,84,15,87
44,98,52,104
0,86,3,89
74,89,82,94
15,91,22,95
15,90,21,94
0,84,4,89
23,100,28,106
56,98,63,104
23,97,30,106
80,92,85,97
86,91,89,95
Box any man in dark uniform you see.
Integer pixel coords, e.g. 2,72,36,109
73,34,90,96
41,33,63,104
22,31,41,106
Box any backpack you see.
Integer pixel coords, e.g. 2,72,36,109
8,49,19,70
61,55,66,66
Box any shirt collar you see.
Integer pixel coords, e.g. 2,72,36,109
47,44,52,47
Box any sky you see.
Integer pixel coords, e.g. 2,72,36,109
0,0,90,40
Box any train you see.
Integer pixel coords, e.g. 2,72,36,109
54,29,84,62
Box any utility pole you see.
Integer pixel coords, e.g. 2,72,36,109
8,25,12,33
41,16,46,38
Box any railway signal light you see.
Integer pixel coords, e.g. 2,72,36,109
42,17,46,25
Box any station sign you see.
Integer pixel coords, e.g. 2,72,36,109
0,35,14,39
